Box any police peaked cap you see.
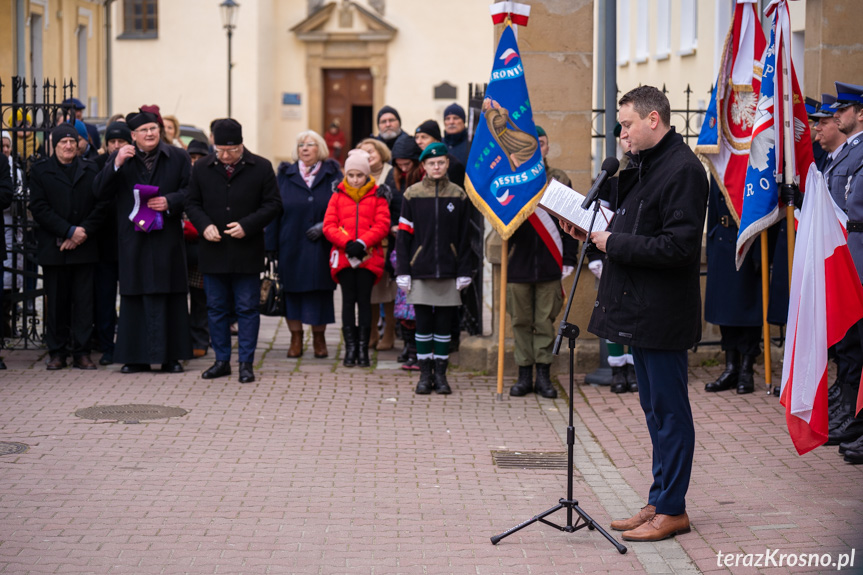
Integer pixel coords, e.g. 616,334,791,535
830,81,863,109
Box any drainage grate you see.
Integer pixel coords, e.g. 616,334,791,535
0,442,29,456
492,450,569,470
75,404,188,423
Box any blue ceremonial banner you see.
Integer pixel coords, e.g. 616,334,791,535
735,20,780,269
465,24,546,241
734,0,813,269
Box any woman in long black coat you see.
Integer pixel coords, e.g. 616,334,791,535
265,130,342,359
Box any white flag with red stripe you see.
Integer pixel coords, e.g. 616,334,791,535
780,165,863,455
489,1,530,26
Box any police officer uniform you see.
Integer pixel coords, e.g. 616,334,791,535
825,82,863,453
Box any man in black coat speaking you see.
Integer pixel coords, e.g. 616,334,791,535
95,108,193,374
562,86,708,542
185,119,282,384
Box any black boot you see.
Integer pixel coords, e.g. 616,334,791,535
534,363,556,398
416,359,434,394
342,326,359,367
397,337,410,363
357,326,371,367
705,350,739,392
400,328,419,371
827,415,863,446
434,358,452,394
610,366,628,393
625,363,638,392
510,365,533,396
736,354,756,394
828,382,843,406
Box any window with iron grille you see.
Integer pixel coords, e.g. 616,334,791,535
121,0,158,38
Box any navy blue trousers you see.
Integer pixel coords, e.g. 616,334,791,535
632,346,695,516
204,273,260,363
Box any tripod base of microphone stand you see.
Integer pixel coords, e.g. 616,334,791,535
491,320,627,555
490,498,627,553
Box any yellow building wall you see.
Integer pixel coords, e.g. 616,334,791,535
0,0,106,119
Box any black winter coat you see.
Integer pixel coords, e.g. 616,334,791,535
703,177,789,327
0,157,12,261
588,128,708,350
265,160,342,293
185,149,282,275
395,175,471,280
444,130,469,167
28,156,109,266
94,142,190,296
507,215,578,283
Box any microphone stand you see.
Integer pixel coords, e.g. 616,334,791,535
491,196,627,554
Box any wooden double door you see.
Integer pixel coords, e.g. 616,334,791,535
323,69,374,164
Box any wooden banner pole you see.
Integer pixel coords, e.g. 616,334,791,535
497,237,509,398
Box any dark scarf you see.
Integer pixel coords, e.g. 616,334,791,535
137,146,159,173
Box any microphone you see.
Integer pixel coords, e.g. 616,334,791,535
580,157,620,210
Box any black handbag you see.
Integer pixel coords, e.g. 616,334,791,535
260,258,285,317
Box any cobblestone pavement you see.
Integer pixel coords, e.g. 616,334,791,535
1,316,861,574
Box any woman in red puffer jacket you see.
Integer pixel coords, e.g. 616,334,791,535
323,149,391,368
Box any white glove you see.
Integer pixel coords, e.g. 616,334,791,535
456,276,472,291
561,265,574,279
588,260,603,279
396,275,411,293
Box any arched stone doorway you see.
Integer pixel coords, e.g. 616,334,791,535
291,2,396,150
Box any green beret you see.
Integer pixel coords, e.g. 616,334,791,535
535,125,546,138
613,122,622,138
419,142,448,162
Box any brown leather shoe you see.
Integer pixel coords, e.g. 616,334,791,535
193,348,207,358
622,512,690,542
46,355,67,370
313,331,328,358
72,355,97,370
287,330,303,358
610,505,656,531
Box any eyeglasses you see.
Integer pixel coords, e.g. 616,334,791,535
134,126,160,134
298,142,318,149
425,159,447,168
215,146,241,155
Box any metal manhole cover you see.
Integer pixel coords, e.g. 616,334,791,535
492,451,569,470
0,442,29,456
75,404,188,423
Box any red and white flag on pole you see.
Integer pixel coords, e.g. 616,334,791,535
489,1,530,26
695,0,766,224
780,165,863,455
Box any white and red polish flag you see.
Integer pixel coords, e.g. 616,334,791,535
780,166,863,455
489,1,530,26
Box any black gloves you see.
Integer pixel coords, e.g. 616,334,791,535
780,182,803,207
305,222,324,241
345,241,366,259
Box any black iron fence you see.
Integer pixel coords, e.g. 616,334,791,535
1,77,80,349
590,83,712,154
